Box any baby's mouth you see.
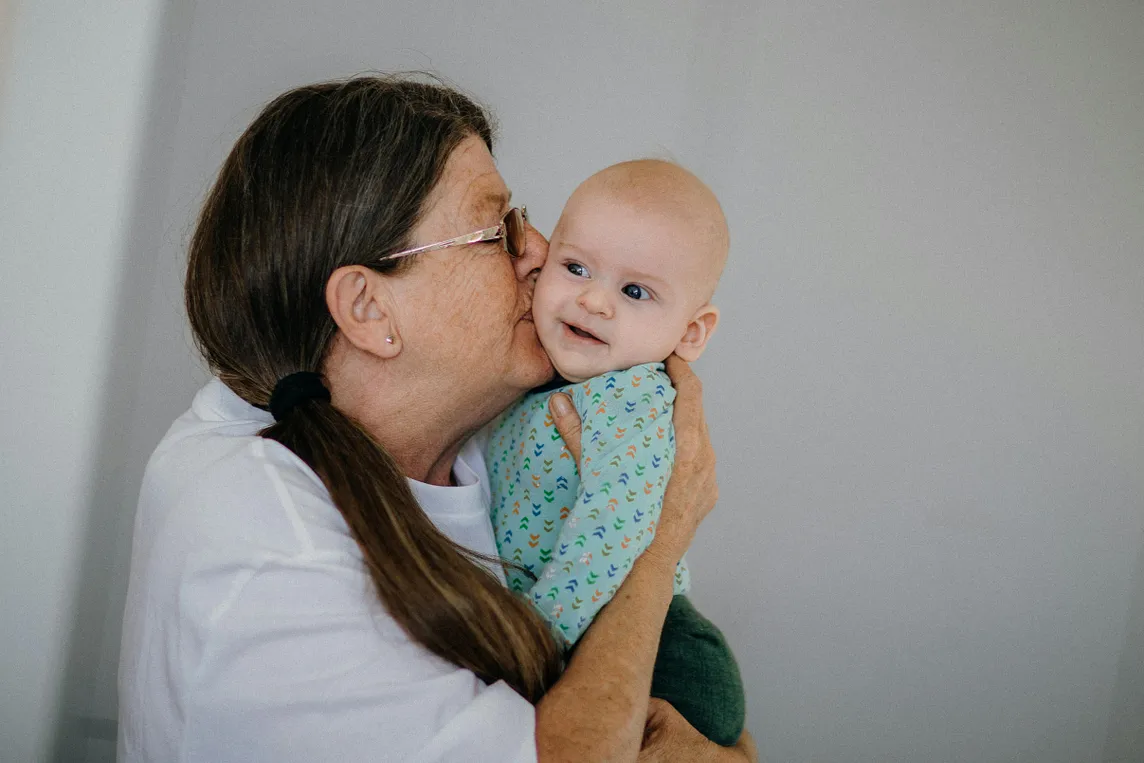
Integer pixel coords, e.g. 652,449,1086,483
564,322,605,344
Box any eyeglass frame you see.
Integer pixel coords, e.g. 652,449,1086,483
378,206,529,262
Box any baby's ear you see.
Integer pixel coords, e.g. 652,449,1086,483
674,304,720,362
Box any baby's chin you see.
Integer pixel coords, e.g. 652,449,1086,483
534,321,595,383
546,351,599,384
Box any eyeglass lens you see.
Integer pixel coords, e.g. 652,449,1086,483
505,208,525,258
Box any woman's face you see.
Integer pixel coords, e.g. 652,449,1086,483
388,136,552,419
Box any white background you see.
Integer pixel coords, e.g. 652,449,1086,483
2,2,1142,761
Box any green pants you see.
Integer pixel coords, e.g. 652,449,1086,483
651,595,746,747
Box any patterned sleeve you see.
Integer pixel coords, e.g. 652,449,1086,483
528,363,691,648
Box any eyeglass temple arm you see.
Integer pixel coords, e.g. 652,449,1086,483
380,224,503,261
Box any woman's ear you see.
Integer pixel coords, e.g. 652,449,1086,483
325,266,401,358
673,304,720,362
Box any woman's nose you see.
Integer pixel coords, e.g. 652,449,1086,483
514,222,549,283
577,286,613,319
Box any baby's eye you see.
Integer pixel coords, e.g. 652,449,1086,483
566,262,588,278
622,284,651,301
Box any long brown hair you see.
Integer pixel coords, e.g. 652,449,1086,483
185,76,561,701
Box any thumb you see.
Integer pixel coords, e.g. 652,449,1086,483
548,393,582,469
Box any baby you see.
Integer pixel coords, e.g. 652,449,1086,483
487,159,744,745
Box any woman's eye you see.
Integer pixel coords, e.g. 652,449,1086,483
622,284,651,301
566,262,588,278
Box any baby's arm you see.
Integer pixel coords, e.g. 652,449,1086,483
528,364,689,648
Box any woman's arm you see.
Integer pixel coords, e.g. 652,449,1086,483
535,356,720,763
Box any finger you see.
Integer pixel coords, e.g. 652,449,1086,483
548,393,582,467
664,353,698,393
646,697,672,718
734,728,758,761
668,354,700,423
640,699,675,758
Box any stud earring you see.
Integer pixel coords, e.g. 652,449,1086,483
385,335,394,344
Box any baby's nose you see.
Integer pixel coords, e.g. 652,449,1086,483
578,286,613,318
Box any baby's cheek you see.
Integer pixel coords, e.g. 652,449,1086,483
621,319,682,365
530,297,563,360
531,273,562,320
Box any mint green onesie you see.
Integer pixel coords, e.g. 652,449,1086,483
487,362,690,648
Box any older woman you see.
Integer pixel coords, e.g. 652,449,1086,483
117,76,754,762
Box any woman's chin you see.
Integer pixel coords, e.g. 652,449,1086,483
514,340,555,389
533,354,557,386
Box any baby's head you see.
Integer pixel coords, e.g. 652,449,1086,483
533,159,729,383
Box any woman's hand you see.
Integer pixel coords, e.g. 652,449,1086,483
654,354,719,563
638,699,758,763
547,391,582,464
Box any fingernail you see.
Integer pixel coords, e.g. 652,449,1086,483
550,394,573,417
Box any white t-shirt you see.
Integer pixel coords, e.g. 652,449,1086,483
117,379,537,762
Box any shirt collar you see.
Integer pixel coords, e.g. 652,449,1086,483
193,377,273,426
193,377,484,504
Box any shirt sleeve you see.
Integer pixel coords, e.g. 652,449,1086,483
527,364,688,648
181,552,537,763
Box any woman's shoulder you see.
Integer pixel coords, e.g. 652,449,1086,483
150,436,349,558
135,390,357,580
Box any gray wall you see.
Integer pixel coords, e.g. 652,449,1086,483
0,1,166,760
6,2,1142,762
682,5,1144,762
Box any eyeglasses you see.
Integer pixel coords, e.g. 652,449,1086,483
379,206,529,262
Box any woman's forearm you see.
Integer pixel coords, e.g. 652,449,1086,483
534,546,678,763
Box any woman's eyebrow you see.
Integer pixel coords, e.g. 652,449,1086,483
471,190,511,222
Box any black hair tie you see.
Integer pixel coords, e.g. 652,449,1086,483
269,371,330,421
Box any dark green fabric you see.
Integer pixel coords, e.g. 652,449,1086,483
650,595,746,747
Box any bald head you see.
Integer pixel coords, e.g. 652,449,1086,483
536,159,729,376
563,159,729,301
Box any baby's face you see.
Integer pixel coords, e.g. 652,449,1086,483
532,190,718,382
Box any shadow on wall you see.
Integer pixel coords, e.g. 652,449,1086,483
51,1,202,760
1102,531,1144,763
